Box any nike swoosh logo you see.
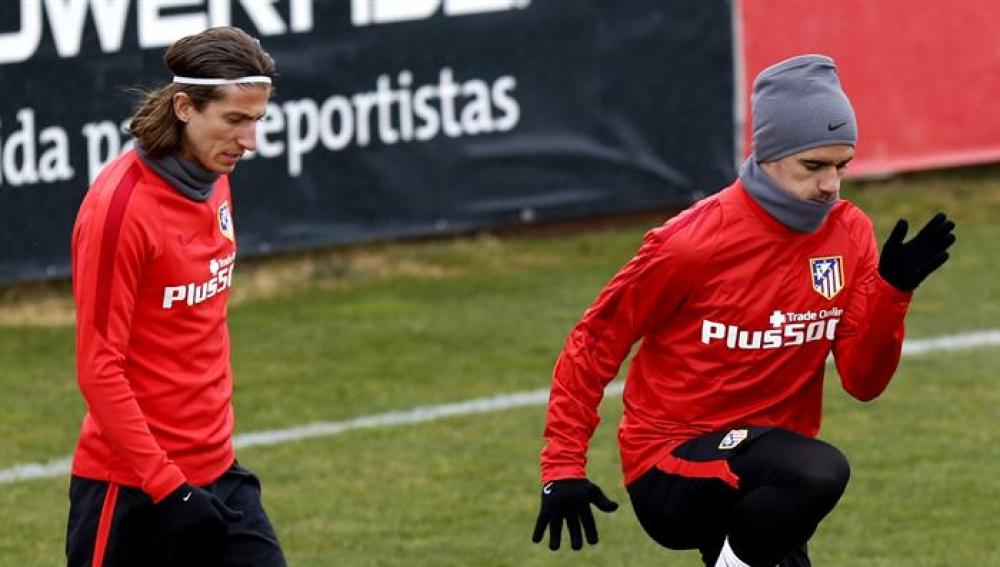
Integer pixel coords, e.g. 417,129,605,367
827,122,848,131
542,483,553,495
182,491,192,502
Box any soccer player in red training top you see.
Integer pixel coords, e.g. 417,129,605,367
531,55,956,566
66,27,286,566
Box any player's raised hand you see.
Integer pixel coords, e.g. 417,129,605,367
531,478,618,551
878,212,956,291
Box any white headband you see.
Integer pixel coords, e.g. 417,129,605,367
173,75,272,86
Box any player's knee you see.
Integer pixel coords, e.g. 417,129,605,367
798,446,850,512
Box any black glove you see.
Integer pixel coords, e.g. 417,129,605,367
157,483,244,542
878,212,956,291
531,478,619,551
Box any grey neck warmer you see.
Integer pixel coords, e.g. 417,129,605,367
137,146,219,202
739,157,834,234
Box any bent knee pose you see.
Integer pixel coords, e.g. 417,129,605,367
531,54,955,566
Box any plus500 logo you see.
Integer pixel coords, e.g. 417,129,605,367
161,254,235,310
700,318,840,350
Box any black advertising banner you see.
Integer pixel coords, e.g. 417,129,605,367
0,0,735,284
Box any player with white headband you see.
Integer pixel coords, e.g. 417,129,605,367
67,27,286,566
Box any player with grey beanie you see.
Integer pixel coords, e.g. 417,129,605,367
531,52,956,567
740,54,857,233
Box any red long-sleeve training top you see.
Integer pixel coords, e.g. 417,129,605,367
71,150,238,502
540,180,911,485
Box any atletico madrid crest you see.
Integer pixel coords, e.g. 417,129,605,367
218,200,234,242
809,256,844,299
718,429,748,450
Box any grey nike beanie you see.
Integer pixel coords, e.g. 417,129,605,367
751,54,857,162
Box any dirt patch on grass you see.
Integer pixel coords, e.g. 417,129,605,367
0,282,75,327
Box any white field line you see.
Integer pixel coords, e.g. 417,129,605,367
2,329,997,487
900,329,1000,355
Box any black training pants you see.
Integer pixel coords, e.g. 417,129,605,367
66,462,286,567
627,427,850,567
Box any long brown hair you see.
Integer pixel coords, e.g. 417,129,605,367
128,27,276,158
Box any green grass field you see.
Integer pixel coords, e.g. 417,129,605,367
1,168,998,566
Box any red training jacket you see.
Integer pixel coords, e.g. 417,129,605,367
71,150,238,502
540,180,911,485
